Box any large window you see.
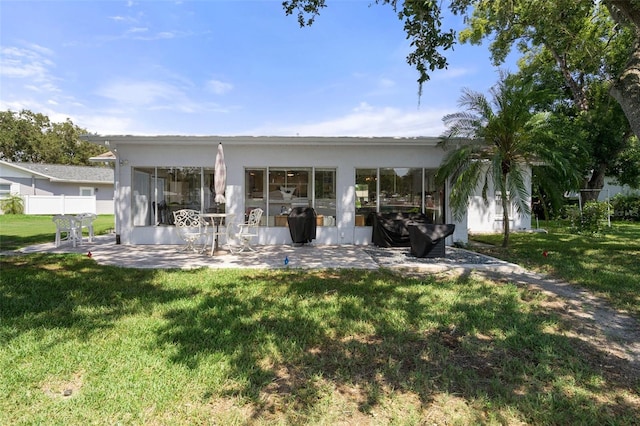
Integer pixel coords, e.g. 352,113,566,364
355,169,377,226
355,167,444,225
314,168,337,225
132,167,217,226
379,168,422,213
245,167,336,226
424,170,443,223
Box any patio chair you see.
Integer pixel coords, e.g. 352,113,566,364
76,213,97,243
229,208,263,253
52,215,81,247
172,209,209,252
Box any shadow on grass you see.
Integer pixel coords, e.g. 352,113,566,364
155,268,639,424
2,254,637,423
0,253,198,342
0,233,56,252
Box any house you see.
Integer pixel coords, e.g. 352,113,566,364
598,177,640,201
81,135,532,246
0,160,114,214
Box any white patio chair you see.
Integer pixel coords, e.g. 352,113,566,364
172,209,209,252
52,215,81,247
76,213,97,243
229,208,263,253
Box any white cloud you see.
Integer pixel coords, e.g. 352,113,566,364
110,15,128,22
378,78,396,89
206,79,233,95
0,44,59,93
96,80,185,107
1,46,52,78
431,66,474,81
156,32,176,39
249,102,452,137
76,114,137,135
94,78,233,116
126,27,148,34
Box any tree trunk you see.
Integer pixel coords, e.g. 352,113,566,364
606,1,640,141
501,181,511,248
581,163,607,203
609,42,640,141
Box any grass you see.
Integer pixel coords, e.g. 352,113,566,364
469,221,640,319
1,255,639,424
1,215,639,423
0,214,114,251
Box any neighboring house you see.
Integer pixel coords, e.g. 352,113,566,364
0,160,114,214
81,135,532,246
598,177,640,201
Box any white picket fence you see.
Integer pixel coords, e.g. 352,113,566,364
22,195,97,215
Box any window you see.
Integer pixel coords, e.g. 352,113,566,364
314,169,336,225
379,168,422,214
355,169,377,225
355,168,444,225
424,170,443,223
245,168,266,223
79,187,94,196
245,167,336,226
132,167,216,226
0,184,11,199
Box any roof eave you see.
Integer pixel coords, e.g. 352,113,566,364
80,135,443,147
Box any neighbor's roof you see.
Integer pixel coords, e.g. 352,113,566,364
89,151,116,162
0,160,113,184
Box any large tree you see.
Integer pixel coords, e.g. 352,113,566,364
459,0,637,201
282,0,640,140
436,73,575,247
0,109,104,165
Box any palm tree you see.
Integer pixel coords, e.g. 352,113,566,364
436,72,573,247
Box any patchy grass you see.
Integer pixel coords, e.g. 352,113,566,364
1,255,638,424
469,221,640,319
0,214,114,251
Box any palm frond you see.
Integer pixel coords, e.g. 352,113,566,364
507,164,532,216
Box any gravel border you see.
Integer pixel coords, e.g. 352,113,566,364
362,245,507,267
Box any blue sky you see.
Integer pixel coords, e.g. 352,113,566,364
1,1,513,137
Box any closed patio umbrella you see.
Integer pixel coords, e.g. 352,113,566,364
214,142,226,204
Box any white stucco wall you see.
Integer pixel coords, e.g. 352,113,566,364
465,167,532,234
102,136,469,246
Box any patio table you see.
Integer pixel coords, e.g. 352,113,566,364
200,213,234,256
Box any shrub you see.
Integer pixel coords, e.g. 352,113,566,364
0,194,24,214
611,193,640,220
568,201,610,235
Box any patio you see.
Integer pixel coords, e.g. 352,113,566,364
16,234,521,273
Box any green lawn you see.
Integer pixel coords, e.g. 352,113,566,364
1,215,639,423
469,221,640,319
1,255,638,424
0,214,114,251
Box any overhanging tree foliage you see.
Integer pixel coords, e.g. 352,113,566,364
459,0,637,200
282,0,640,140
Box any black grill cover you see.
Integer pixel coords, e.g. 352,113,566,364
408,224,455,258
287,207,317,244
